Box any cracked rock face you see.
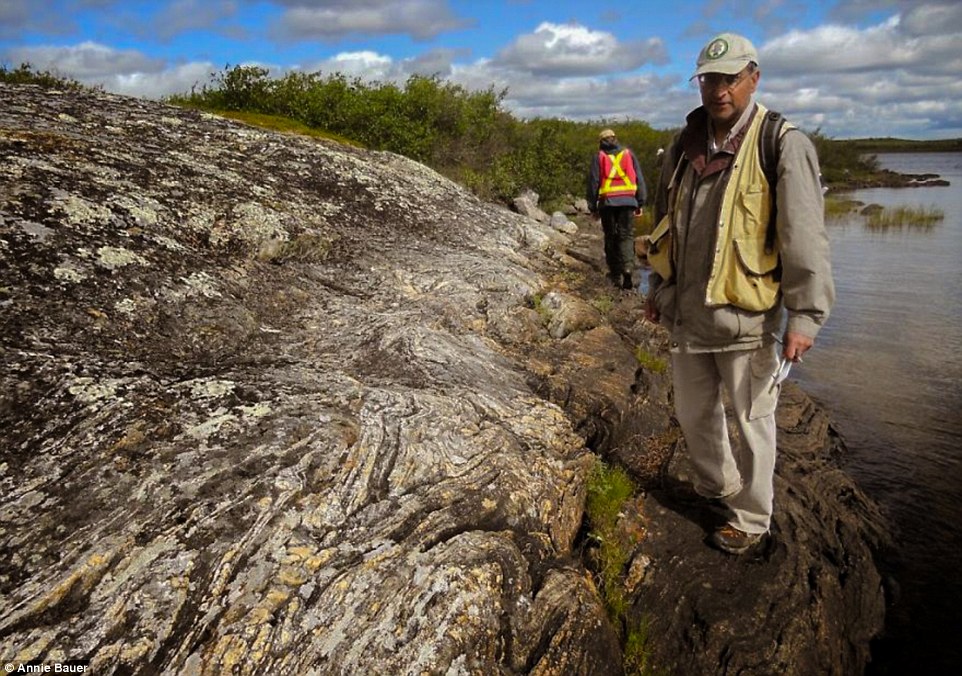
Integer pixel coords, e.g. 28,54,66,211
0,84,620,674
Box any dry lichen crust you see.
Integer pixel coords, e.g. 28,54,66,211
0,84,620,673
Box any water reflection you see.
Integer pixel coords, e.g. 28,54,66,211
796,152,962,674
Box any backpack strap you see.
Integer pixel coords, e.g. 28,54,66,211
759,109,795,253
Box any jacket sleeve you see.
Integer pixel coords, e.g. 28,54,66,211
776,130,835,338
632,151,647,206
586,153,601,212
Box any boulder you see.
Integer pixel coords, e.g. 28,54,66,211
512,188,549,223
549,211,578,235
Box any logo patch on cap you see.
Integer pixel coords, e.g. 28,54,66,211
706,38,729,60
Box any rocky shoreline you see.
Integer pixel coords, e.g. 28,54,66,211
0,83,889,674
829,169,950,191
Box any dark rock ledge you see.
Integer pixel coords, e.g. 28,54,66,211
0,84,888,675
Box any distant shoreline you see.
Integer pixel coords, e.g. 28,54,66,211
829,168,950,191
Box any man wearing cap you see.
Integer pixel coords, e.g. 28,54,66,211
586,128,647,290
645,33,834,554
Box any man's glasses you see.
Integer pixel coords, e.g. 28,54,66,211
696,67,755,92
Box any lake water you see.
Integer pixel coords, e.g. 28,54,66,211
794,152,962,674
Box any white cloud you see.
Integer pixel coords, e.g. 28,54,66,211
4,41,165,79
300,47,460,81
753,4,962,136
106,61,219,99
269,0,471,41
493,22,667,76
1,41,218,98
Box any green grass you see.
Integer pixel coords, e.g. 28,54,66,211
584,459,657,674
195,108,361,146
825,196,944,230
824,195,864,220
865,205,944,229
530,293,552,324
635,346,667,374
586,460,635,618
591,294,614,315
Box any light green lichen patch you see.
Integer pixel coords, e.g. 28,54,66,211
239,402,272,418
210,202,289,249
172,271,223,299
190,379,236,400
54,262,87,283
55,193,112,227
96,246,148,271
111,195,162,226
185,408,237,441
68,377,122,404
114,298,138,316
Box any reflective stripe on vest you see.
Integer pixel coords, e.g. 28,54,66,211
598,150,638,198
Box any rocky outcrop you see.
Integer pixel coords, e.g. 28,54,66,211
0,84,620,674
632,382,890,675
1,83,889,675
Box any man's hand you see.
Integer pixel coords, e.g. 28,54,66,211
645,297,660,323
781,331,813,362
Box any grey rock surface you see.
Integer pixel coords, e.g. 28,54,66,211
511,189,549,223
0,84,620,675
0,83,890,676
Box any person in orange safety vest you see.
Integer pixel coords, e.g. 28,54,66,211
586,128,647,289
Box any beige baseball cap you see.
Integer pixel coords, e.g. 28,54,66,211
598,128,616,141
693,33,758,77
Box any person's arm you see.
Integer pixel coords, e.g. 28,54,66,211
586,153,601,214
776,131,835,360
645,144,679,321
632,151,647,207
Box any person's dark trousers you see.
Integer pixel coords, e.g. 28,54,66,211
600,205,636,288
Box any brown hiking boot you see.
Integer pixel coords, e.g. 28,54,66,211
621,272,633,290
710,525,763,555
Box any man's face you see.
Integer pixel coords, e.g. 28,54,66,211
698,65,760,129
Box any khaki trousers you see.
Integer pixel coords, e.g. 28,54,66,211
671,344,780,534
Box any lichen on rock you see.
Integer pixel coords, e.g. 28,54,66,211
0,83,620,674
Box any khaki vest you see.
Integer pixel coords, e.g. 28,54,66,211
648,104,782,312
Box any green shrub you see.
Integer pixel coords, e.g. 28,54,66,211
0,63,89,90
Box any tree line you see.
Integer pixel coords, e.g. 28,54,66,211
3,63,895,211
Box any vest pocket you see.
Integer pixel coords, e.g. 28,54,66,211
729,237,780,311
738,184,770,232
733,237,779,276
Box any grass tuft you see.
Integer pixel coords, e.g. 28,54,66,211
635,346,667,374
585,459,658,674
864,205,944,229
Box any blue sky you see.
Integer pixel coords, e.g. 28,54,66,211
2,0,960,139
